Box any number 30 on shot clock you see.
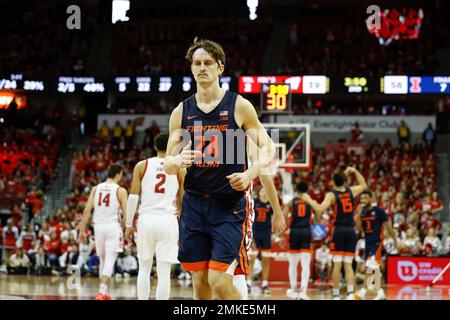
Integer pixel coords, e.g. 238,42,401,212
260,83,292,113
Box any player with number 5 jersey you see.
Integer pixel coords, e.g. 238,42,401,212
301,167,367,300
78,164,128,300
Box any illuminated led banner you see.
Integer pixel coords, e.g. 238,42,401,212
239,75,328,94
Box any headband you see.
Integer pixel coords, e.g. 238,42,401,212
193,47,222,65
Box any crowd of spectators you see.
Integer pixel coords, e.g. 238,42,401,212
0,0,99,76
279,1,447,76
111,17,272,77
0,125,62,223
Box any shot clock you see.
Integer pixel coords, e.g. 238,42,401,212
260,83,292,113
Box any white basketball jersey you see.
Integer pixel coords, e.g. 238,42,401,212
93,182,122,225
139,157,179,215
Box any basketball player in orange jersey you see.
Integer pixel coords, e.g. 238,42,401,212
78,164,128,300
164,39,285,300
124,133,185,300
301,167,367,300
283,181,320,300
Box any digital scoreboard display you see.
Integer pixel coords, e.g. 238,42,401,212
382,76,450,94
344,77,369,93
0,74,45,92
260,83,291,113
57,76,105,93
409,76,450,93
239,75,328,94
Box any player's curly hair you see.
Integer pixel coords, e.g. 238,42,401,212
185,38,226,66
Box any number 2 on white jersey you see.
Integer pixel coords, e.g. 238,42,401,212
154,173,166,194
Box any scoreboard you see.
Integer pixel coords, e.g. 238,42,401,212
239,75,328,94
382,76,450,94
260,83,291,113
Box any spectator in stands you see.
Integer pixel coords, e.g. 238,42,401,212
87,253,100,277
98,120,111,141
429,191,444,220
397,120,411,145
112,120,123,149
423,228,441,256
43,231,60,273
399,227,422,255
314,242,332,285
351,122,363,142
17,224,36,254
79,236,94,273
33,246,51,275
115,247,138,278
422,123,436,149
7,247,30,275
2,219,19,263
125,120,135,149
58,245,80,275
444,229,450,256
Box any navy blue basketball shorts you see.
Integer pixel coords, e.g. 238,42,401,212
365,240,383,265
289,227,312,253
252,228,272,251
178,190,252,275
330,225,356,262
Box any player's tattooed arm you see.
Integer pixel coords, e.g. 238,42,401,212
77,187,96,241
164,103,201,175
344,166,367,197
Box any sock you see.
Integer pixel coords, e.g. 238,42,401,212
358,288,367,298
347,284,354,294
156,260,172,300
332,288,340,297
233,275,248,300
300,253,311,294
288,254,300,291
99,283,108,295
137,257,153,300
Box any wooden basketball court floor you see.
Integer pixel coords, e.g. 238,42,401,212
0,274,449,300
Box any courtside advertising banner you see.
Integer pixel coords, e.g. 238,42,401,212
387,256,450,285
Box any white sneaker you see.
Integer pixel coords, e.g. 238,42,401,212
345,293,361,300
178,272,186,280
297,292,311,300
115,273,122,280
372,292,386,300
286,289,298,299
332,295,341,300
355,290,366,300
184,272,191,280
123,272,130,278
